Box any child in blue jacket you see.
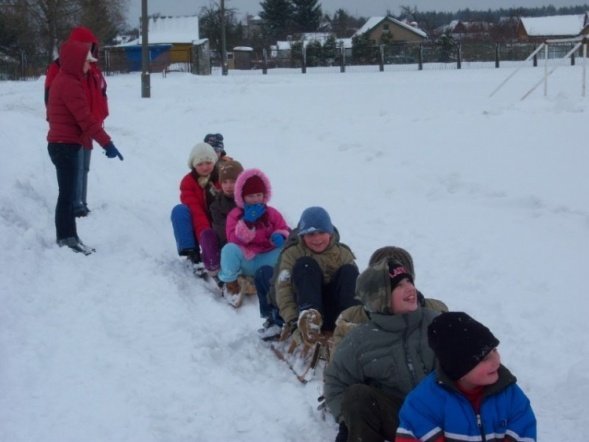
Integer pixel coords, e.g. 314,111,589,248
396,312,536,442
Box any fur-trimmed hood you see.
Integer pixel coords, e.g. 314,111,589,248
234,168,272,208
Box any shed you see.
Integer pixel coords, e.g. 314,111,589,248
105,15,210,75
233,47,254,69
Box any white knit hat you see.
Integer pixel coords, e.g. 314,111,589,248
187,142,217,169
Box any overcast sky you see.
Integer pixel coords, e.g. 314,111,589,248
126,0,588,25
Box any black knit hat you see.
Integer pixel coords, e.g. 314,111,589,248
428,312,500,381
388,261,413,293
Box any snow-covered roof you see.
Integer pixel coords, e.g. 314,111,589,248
354,16,427,39
273,37,352,51
123,15,200,45
520,14,585,37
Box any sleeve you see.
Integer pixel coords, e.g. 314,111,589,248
266,207,290,238
44,62,59,106
395,382,444,442
209,199,227,245
503,385,537,442
322,335,363,422
61,80,111,147
179,176,211,239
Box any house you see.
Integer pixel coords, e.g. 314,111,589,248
105,15,210,75
354,16,427,43
517,14,587,41
433,20,493,41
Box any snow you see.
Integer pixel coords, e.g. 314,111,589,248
520,14,586,37
1,62,588,441
124,15,200,45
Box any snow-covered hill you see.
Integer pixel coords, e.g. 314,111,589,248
1,64,588,441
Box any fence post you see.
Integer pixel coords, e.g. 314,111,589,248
418,44,423,71
571,50,575,66
495,43,500,68
457,43,462,69
340,44,345,73
262,48,268,75
379,45,384,71
301,45,306,74
533,45,538,67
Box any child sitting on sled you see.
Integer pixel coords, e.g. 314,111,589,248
218,168,290,307
396,312,537,442
171,142,220,278
275,206,360,346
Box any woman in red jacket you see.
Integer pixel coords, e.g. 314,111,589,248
46,40,123,255
45,26,109,217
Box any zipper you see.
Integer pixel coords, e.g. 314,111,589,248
477,414,486,442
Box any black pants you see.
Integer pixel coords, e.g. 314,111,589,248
48,143,80,241
341,384,403,442
291,256,359,331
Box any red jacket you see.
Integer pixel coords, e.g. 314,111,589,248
46,40,111,148
179,171,216,239
45,26,109,148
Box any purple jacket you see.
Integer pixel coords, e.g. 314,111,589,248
226,168,290,260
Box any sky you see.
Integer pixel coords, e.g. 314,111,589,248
126,0,589,25
2,60,589,441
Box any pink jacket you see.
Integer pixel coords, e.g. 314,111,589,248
226,168,290,260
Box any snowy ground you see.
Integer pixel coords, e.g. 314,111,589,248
1,62,588,441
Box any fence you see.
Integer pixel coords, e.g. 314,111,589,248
1,40,587,80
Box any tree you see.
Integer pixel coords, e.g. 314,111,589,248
259,0,294,41
329,9,353,37
0,0,129,72
352,33,375,65
77,0,127,46
291,0,322,33
199,4,241,53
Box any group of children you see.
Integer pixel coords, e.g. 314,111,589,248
171,137,537,442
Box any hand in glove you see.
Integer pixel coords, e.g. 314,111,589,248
104,141,124,161
243,203,265,223
270,232,285,248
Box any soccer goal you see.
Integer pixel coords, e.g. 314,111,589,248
521,36,587,100
490,36,587,99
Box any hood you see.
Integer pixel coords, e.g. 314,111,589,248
69,26,99,58
59,40,91,78
234,168,272,208
69,26,98,44
355,259,393,314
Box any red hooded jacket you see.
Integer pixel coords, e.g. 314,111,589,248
45,27,109,148
46,40,111,147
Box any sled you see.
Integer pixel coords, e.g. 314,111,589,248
270,333,332,384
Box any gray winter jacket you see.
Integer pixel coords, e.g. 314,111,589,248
323,308,438,421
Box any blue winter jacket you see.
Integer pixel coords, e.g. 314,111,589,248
396,366,536,442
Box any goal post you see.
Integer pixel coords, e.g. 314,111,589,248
521,36,587,100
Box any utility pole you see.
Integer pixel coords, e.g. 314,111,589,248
141,0,150,97
220,0,228,75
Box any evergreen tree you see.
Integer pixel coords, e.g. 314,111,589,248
291,0,322,33
330,9,356,37
259,0,294,40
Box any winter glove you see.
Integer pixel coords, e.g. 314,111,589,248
235,219,256,244
243,203,265,223
104,141,124,161
270,232,285,248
